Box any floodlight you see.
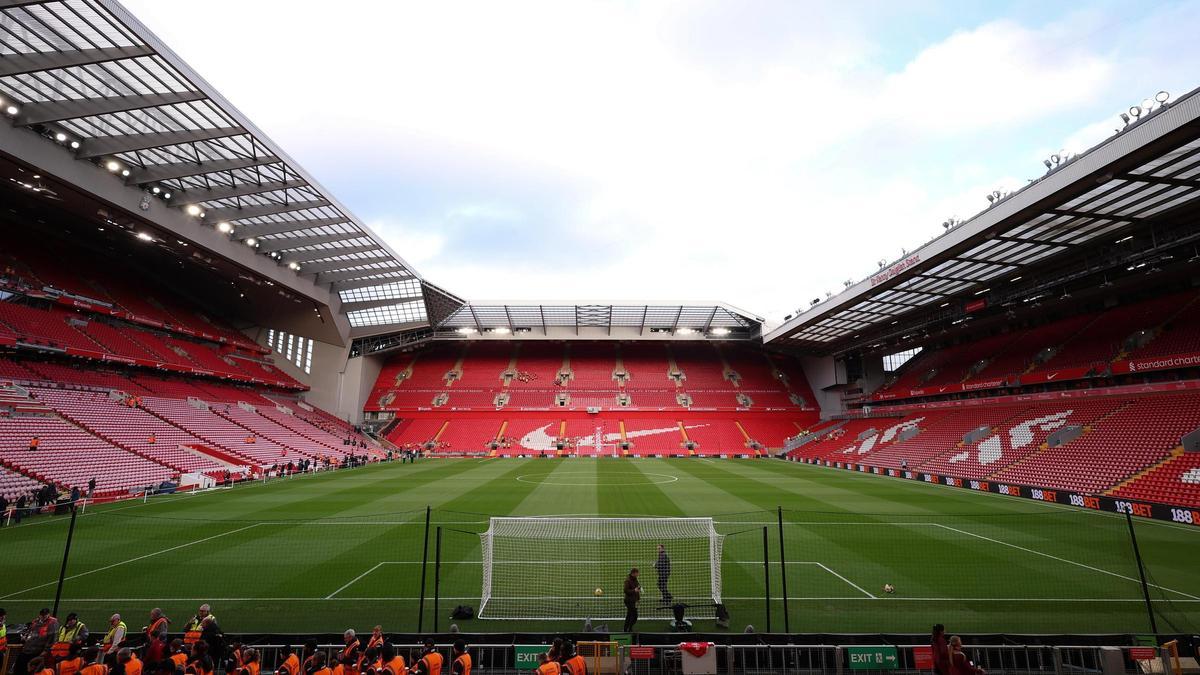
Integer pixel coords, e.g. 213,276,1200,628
152,187,161,194
245,237,258,247
288,262,301,271
457,327,477,334
185,204,202,216
106,160,120,172
121,169,130,177
136,232,153,242
70,141,80,149
163,192,171,199
216,221,233,233
711,327,730,336
492,327,512,334
677,327,696,335
55,132,67,142
5,105,17,115
1155,91,1170,103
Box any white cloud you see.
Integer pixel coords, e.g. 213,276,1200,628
115,0,1183,321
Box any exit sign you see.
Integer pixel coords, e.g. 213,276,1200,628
846,646,899,670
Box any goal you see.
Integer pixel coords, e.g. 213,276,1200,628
478,517,724,620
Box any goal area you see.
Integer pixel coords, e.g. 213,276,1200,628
478,516,724,621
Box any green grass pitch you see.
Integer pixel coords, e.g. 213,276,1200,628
2,458,1197,635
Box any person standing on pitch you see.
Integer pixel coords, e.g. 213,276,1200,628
654,544,672,602
622,568,641,632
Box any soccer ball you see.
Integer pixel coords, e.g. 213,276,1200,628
594,587,604,597
883,583,895,594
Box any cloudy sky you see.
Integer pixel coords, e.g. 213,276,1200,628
122,0,1198,322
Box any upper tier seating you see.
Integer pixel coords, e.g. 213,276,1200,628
567,343,617,389
621,344,674,391
509,343,563,389
0,414,174,493
30,387,224,473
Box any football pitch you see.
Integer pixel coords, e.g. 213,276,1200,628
2,458,1197,635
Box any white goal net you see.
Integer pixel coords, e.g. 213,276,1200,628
478,517,724,620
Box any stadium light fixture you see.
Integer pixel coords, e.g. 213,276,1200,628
106,160,121,172
136,232,153,242
288,262,301,271
54,132,68,143
973,287,989,296
4,105,17,116
677,327,696,335
185,204,202,216
245,237,258,247
151,187,161,194
70,140,80,149
163,192,171,199
121,169,130,177
1010,276,1022,282
1115,235,1133,244
711,327,730,336
457,327,477,335
216,221,233,234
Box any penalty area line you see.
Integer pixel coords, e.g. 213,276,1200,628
0,523,262,600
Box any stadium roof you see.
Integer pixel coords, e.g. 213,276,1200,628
764,86,1200,354
0,0,424,339
433,302,762,340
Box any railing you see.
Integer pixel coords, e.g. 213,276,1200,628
236,643,1169,675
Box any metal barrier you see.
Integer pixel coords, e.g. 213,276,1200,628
234,642,1171,675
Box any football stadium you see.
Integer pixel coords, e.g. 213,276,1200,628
1,1,1199,674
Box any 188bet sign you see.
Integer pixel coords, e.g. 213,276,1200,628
846,646,899,670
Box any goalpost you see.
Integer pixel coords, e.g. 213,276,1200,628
478,517,724,620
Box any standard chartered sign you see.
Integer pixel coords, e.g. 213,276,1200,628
846,646,899,670
514,645,545,670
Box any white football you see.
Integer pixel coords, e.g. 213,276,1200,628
883,583,895,594
594,587,604,596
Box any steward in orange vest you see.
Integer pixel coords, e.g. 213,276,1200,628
308,652,332,675
77,648,108,675
412,640,443,675
561,641,586,675
117,650,141,675
236,648,260,675
56,646,84,675
167,640,188,671
276,648,300,675
365,628,384,652
377,644,404,675
535,653,560,675
450,641,471,675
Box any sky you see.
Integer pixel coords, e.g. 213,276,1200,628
121,0,1200,323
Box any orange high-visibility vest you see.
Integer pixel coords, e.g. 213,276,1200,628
170,654,188,669
381,656,405,675
58,657,84,675
536,663,561,675
278,654,299,675
311,668,332,675
563,656,586,675
366,635,384,651
340,640,360,660
240,663,260,675
124,656,142,675
453,654,471,675
78,665,108,675
420,653,443,675
38,668,56,675
145,617,168,640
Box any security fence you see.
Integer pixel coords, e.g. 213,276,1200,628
2,488,1197,636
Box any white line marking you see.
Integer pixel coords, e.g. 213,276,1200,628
0,523,262,600
3,596,1197,602
934,523,1199,600
813,562,876,599
326,562,386,599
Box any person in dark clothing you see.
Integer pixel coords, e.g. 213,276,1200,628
932,624,950,675
654,544,672,601
14,494,26,524
87,478,96,500
622,568,641,632
0,494,8,525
